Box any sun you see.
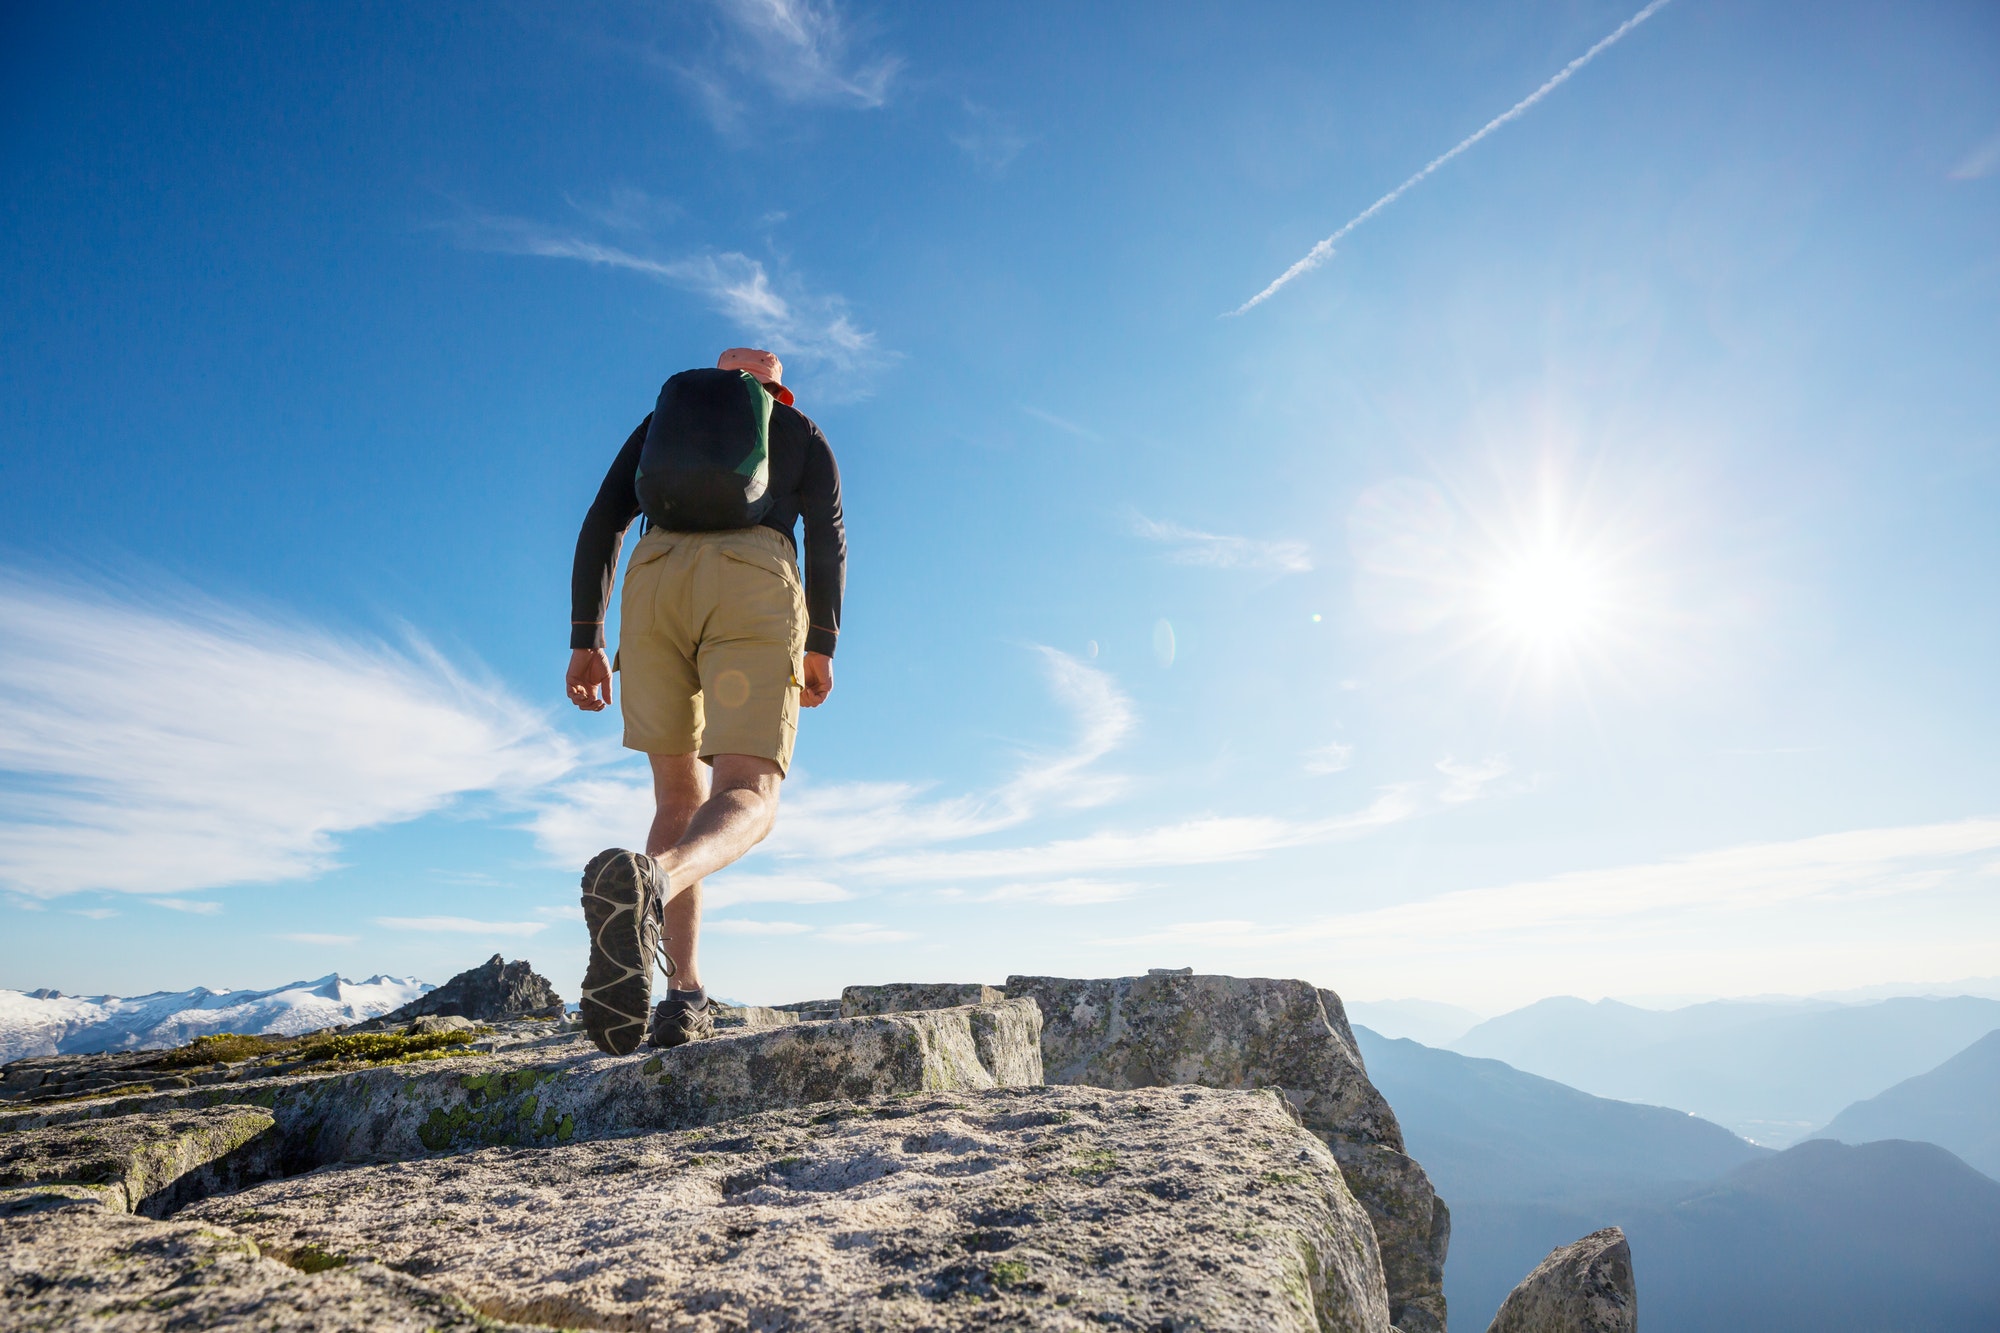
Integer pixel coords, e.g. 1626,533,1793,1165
1488,545,1606,648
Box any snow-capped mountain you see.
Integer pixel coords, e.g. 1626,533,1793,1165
0,974,433,1063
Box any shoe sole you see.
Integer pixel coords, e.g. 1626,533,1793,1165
578,850,658,1056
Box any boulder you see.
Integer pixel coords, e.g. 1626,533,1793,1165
1007,971,1451,1333
712,1004,801,1029
0,1188,533,1331
2,1002,1044,1198
181,1084,1392,1332
374,954,559,1024
842,982,1006,1016
1486,1227,1636,1333
404,1015,475,1035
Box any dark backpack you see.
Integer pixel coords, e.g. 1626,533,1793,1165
635,368,775,531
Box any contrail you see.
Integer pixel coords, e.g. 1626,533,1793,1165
1228,0,1675,316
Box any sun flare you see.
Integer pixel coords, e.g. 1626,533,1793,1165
1489,547,1606,647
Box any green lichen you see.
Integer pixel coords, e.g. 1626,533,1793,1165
277,1245,348,1274
1069,1148,1118,1180
987,1259,1032,1289
415,1071,573,1153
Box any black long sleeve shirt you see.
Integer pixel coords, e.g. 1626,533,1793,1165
570,401,846,657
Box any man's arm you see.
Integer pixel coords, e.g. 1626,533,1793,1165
566,417,648,711
798,422,846,707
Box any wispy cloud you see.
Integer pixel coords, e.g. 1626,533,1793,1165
70,908,120,920
858,787,1420,884
1303,743,1354,776
953,101,1029,172
1949,129,2000,182
280,932,359,946
1436,755,1512,804
704,874,853,908
655,0,901,131
147,898,223,916
562,186,684,233
1229,0,1676,314
0,573,572,900
450,214,887,380
820,922,916,945
706,919,814,936
1020,406,1101,442
963,878,1141,906
375,916,549,937
1114,816,2000,966
1133,515,1313,573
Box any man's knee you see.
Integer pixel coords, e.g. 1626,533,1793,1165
647,752,707,832
709,753,783,797
709,754,782,831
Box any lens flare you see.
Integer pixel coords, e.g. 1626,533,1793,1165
1489,547,1605,647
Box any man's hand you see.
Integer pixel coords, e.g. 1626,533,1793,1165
800,652,834,708
567,648,613,712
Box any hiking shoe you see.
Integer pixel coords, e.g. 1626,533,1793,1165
647,994,715,1049
578,849,665,1056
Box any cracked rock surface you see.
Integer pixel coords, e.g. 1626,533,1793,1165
180,1084,1391,1333
1006,972,1450,1332
0,1188,533,1333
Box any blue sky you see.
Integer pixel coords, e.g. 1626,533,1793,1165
3,0,1997,1011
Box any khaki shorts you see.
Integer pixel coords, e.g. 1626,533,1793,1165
616,525,806,774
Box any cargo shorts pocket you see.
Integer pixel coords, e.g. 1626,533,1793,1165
715,546,807,647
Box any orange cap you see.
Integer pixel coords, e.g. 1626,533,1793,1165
717,347,794,406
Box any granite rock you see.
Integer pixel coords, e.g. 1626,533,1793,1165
1485,1227,1635,1333
1007,972,1450,1332
184,1084,1392,1332
712,1004,801,1029
2,1002,1043,1195
373,954,559,1024
0,1188,536,1332
843,982,1006,1017
0,1108,278,1218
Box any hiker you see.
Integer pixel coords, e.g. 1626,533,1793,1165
564,348,845,1055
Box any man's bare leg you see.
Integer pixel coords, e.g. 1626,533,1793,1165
654,753,783,889
644,752,783,986
645,753,709,991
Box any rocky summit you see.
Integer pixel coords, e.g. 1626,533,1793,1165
0,969,1636,1332
368,954,564,1026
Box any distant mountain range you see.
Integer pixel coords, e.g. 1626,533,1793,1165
1449,994,2000,1144
0,975,432,1062
1353,1027,1766,1204
1817,1028,2000,1180
1344,998,1486,1047
1355,1026,2000,1331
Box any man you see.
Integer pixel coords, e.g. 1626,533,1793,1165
565,347,845,1055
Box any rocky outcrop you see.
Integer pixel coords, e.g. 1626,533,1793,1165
842,982,1006,1016
0,971,1476,1332
0,1107,279,1218
2,1189,529,1331
372,954,560,1024
2,1002,1043,1210
1008,971,1452,1333
1486,1227,1636,1333
173,1085,1390,1332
